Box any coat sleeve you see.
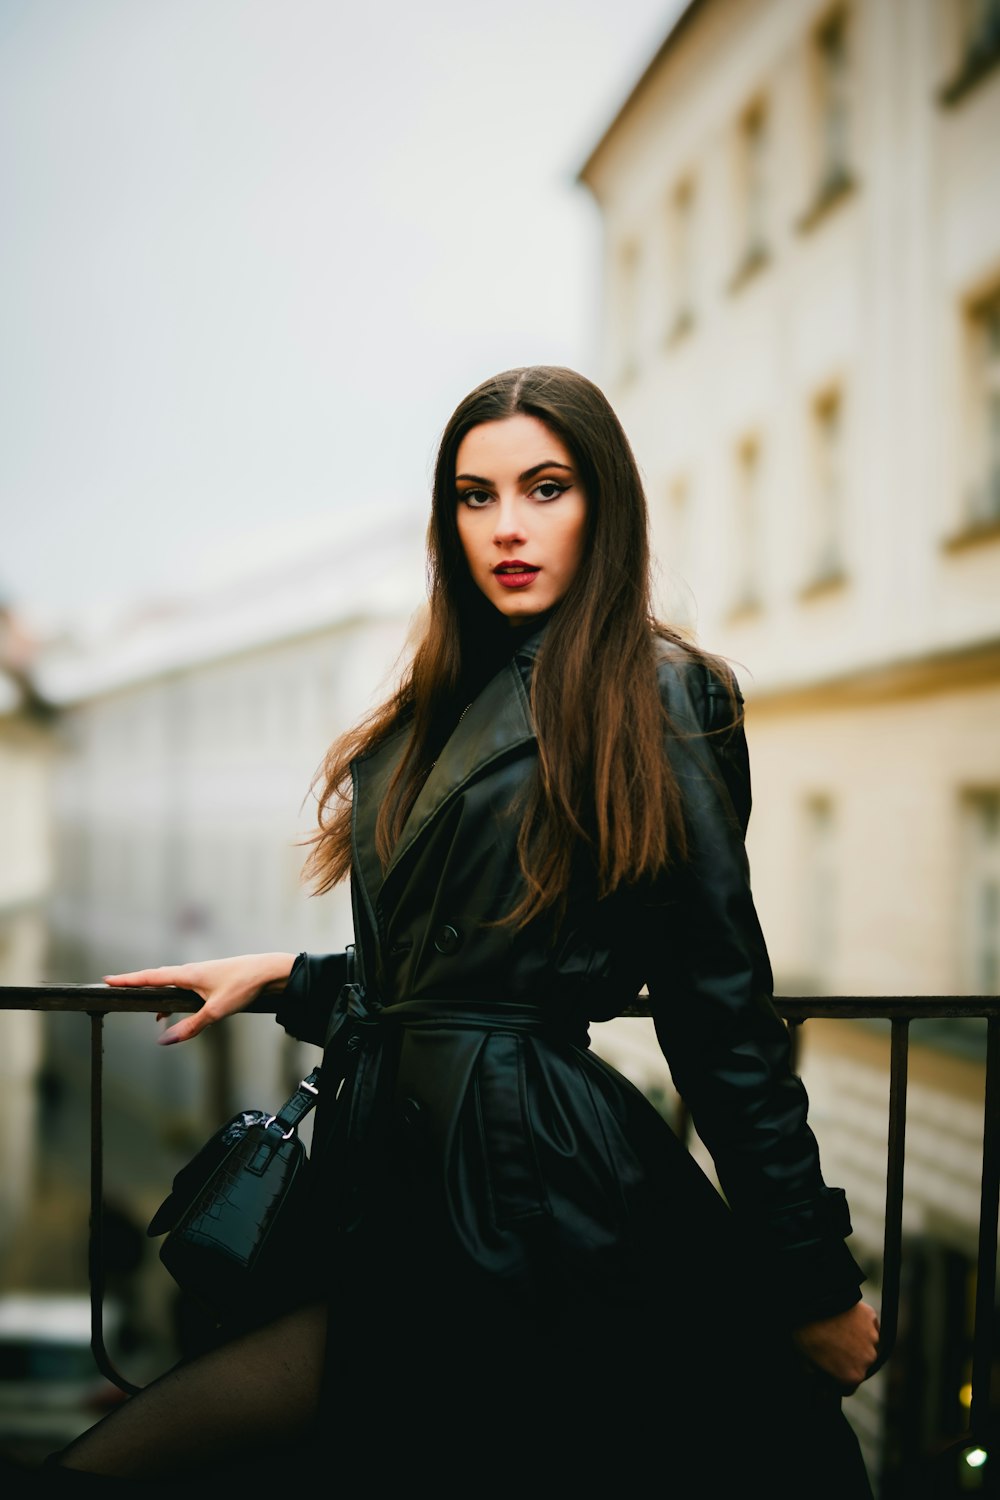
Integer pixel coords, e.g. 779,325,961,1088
645,650,866,1328
273,950,349,1047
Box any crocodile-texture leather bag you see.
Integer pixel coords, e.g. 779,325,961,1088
146,1067,321,1328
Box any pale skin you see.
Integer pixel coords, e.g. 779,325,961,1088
454,413,588,630
104,951,881,1392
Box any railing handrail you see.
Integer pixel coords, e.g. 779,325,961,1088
2,984,1000,1017
1,984,997,1475
0,984,281,1013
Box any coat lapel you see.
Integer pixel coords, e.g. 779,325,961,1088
350,644,539,934
387,653,535,878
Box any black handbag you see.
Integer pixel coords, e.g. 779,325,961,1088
146,1066,321,1328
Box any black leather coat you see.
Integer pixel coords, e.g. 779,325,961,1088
274,626,876,1495
276,626,866,1339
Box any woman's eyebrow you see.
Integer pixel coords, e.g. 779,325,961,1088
455,461,574,485
519,461,573,482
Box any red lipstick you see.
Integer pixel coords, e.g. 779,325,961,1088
493,560,540,589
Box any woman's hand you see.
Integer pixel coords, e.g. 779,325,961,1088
792,1300,880,1393
102,953,297,1046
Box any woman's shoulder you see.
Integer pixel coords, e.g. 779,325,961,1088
652,630,743,736
653,630,752,828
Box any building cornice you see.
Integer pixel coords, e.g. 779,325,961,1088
577,0,705,187
745,636,1000,715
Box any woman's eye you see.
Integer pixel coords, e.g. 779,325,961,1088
532,480,568,502
459,489,493,509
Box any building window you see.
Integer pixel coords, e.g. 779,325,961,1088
961,791,1000,993
617,239,641,384
966,291,1000,530
665,178,696,344
798,9,856,229
730,437,763,616
941,0,1000,102
743,105,767,258
802,388,848,593
817,11,850,187
729,101,770,291
960,0,1000,68
802,794,837,991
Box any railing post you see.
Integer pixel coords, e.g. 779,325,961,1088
970,1014,1000,1446
88,1010,142,1397
868,1016,909,1376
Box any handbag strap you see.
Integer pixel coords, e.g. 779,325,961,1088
243,1066,321,1175
268,1068,321,1137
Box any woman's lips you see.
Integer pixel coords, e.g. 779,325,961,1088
493,563,540,589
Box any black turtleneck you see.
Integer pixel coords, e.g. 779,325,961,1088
427,609,553,765
457,609,552,701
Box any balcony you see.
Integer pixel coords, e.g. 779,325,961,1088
0,984,998,1494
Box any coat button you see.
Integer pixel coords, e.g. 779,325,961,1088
433,924,462,955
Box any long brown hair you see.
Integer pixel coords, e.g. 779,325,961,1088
302,365,732,924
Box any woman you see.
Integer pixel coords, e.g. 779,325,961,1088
39,366,879,1493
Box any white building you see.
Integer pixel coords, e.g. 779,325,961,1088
578,0,1000,1487
0,609,52,1267
21,508,426,1310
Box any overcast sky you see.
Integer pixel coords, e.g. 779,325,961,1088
0,0,684,635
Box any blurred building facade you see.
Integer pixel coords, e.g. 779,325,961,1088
579,0,1000,1489
2,510,426,1334
0,608,52,1263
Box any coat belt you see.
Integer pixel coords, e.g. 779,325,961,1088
318,985,589,1240
380,996,586,1046
324,983,589,1053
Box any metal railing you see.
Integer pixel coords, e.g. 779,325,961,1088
1,986,998,1468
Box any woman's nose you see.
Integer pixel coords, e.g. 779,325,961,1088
492,496,527,546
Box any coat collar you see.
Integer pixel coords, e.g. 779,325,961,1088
351,627,544,928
